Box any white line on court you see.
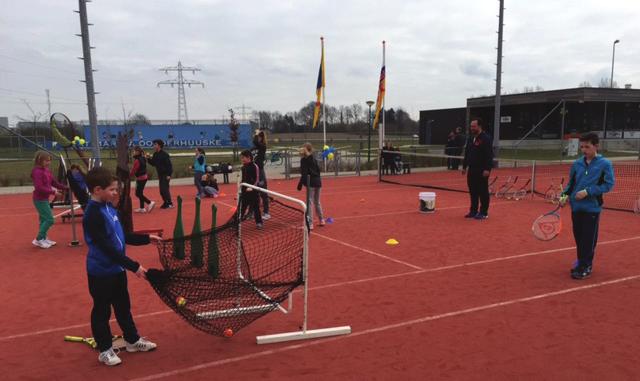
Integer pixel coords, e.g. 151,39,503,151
1,235,639,344
128,274,640,381
311,232,424,270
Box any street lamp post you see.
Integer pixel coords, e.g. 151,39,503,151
366,100,374,162
602,39,620,137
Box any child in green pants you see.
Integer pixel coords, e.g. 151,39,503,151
31,151,67,249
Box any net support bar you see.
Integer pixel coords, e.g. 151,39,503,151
256,326,352,345
240,182,352,345
196,304,277,320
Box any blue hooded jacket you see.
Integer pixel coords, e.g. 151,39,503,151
83,200,149,277
563,155,615,213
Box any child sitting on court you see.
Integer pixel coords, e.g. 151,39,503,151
239,150,263,229
83,166,161,366
31,151,67,249
200,173,219,198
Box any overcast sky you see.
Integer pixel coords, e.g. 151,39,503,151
1,0,639,125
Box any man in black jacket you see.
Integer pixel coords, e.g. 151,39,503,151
146,139,173,209
462,118,494,220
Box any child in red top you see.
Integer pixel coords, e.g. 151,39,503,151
31,151,67,249
130,146,155,213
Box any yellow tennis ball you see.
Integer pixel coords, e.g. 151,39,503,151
73,136,80,141
327,152,334,160
176,296,187,308
323,145,329,151
79,139,86,145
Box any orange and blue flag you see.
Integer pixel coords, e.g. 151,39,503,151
373,65,385,129
312,45,325,129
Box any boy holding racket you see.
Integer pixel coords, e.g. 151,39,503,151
561,133,614,280
83,167,161,366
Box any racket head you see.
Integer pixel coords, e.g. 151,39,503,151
532,212,562,241
50,113,76,148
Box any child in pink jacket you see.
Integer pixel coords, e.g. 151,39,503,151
31,151,67,249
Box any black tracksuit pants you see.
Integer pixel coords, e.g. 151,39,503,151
88,271,140,352
158,175,172,206
571,211,600,268
467,168,490,215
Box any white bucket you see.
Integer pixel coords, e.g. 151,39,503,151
419,192,436,213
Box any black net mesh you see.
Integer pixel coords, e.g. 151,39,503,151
146,194,305,337
380,150,640,212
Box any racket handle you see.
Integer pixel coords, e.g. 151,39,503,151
64,335,84,342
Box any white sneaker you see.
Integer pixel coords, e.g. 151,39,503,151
134,208,147,213
32,239,52,249
44,238,57,246
262,213,271,220
126,337,157,352
98,348,122,366
146,201,156,213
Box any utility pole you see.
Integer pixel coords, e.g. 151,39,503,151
493,0,505,157
22,99,42,144
234,103,253,123
76,0,100,163
45,89,52,119
157,61,204,124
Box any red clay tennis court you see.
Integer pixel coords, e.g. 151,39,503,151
1,175,639,380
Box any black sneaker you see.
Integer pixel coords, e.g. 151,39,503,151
571,266,592,280
464,212,478,218
160,204,169,209
474,213,489,220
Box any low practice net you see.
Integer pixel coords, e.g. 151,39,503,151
146,192,305,337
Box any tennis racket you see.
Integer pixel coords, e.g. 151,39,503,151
532,198,566,241
50,112,89,167
64,335,97,349
64,335,125,350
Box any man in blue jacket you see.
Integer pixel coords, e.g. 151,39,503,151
561,133,615,280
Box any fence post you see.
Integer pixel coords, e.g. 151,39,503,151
356,150,361,176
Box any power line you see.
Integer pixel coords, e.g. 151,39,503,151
157,61,204,123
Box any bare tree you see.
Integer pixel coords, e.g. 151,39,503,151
598,77,618,88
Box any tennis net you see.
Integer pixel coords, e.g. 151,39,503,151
379,150,640,212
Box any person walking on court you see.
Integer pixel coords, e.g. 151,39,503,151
191,147,206,199
146,139,173,209
560,132,614,280
130,146,155,213
462,117,493,220
297,143,325,230
252,130,270,220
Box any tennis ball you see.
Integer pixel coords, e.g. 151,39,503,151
73,136,80,141
223,328,233,338
176,296,187,308
79,138,86,145
327,152,334,160
323,145,329,151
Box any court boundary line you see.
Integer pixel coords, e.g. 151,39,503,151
2,235,638,343
129,274,640,381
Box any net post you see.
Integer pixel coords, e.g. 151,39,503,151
60,156,81,247
531,160,536,200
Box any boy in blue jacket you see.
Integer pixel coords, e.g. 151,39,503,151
561,133,615,280
83,167,162,366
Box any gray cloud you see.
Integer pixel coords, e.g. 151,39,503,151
1,0,638,124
